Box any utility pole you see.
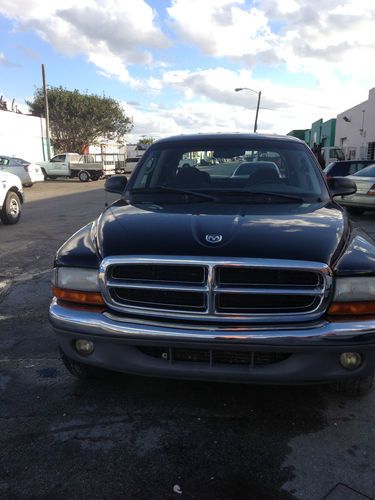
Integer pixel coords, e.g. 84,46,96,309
42,64,51,160
234,87,262,133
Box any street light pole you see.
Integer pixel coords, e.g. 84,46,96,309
41,64,51,160
235,87,262,133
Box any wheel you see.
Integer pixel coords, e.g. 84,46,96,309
346,206,364,216
78,170,90,182
60,349,111,380
331,372,374,397
41,168,48,180
1,191,21,224
23,183,33,188
91,174,100,181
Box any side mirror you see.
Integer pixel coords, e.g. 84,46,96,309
328,177,356,197
105,175,127,194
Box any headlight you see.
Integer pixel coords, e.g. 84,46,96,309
52,267,99,291
333,277,375,302
52,267,104,306
328,277,375,315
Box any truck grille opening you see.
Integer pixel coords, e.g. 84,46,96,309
113,288,207,311
111,264,205,284
101,257,331,322
216,293,318,313
138,346,291,367
217,267,321,287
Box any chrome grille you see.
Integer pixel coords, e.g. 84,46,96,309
99,256,332,323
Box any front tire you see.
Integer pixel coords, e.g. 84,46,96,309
1,192,21,224
78,170,90,182
60,349,111,380
332,372,374,397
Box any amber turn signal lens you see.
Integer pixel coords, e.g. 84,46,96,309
52,286,105,305
328,301,375,316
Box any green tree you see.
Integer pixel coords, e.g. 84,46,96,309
27,86,133,153
139,135,155,145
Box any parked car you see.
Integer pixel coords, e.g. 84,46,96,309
0,171,24,224
0,155,44,187
340,164,375,214
50,133,375,397
231,161,281,179
37,153,113,181
199,157,219,166
324,159,375,179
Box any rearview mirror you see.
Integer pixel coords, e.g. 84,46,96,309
105,175,127,194
328,177,356,197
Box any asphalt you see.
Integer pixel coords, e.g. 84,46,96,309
0,180,375,500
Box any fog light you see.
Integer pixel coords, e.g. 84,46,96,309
339,352,362,370
75,339,94,355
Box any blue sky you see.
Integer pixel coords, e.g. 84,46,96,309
0,0,374,141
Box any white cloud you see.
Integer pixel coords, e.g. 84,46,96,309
167,0,375,88
0,0,167,82
126,65,372,142
1,0,375,143
167,0,276,59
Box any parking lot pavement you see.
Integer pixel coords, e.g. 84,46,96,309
1,182,375,499
350,212,375,242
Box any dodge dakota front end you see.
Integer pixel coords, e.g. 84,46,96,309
49,134,375,396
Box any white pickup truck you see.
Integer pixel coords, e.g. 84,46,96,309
38,153,114,182
0,171,24,224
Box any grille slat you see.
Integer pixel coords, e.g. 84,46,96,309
100,257,331,322
138,346,291,367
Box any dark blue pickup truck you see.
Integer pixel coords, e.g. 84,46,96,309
49,134,375,396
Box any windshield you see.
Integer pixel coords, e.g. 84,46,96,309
353,165,375,177
129,138,326,203
331,148,345,160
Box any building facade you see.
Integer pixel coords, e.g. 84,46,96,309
335,88,375,160
0,110,48,161
288,119,336,148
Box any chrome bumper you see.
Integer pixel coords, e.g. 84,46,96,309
49,299,375,346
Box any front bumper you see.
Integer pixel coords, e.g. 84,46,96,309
50,299,375,384
341,194,375,209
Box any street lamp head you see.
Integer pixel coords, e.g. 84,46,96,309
234,88,243,92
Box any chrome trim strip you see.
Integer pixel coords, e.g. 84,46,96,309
49,300,375,344
212,286,324,296
107,280,210,292
98,255,333,323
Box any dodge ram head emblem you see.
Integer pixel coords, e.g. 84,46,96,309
205,234,223,244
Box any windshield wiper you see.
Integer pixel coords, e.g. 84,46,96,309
208,190,306,202
130,186,218,202
248,191,306,202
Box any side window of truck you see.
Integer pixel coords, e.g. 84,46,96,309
51,155,66,163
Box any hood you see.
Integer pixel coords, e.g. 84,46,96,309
96,201,347,266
